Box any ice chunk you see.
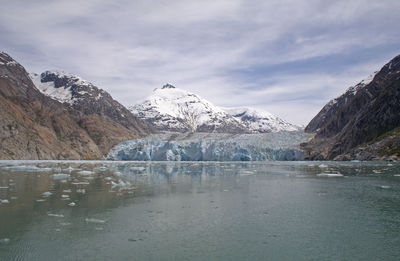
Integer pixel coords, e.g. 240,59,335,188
2,165,53,172
130,167,146,172
85,218,106,224
0,238,10,245
316,173,344,177
48,213,64,218
77,170,93,176
111,180,133,190
68,202,76,207
76,188,86,194
65,166,75,171
51,173,70,180
72,182,90,185
42,191,53,197
94,166,108,171
1,199,10,204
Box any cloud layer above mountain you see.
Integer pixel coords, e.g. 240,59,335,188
1,0,400,124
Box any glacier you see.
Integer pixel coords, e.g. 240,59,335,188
107,131,311,161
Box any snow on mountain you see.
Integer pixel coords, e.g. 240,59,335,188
29,70,153,135
130,84,248,133
29,71,100,105
223,107,301,133
131,84,299,133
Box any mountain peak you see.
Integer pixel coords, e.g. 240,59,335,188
162,83,176,89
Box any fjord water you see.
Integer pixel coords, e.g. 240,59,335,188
0,161,399,260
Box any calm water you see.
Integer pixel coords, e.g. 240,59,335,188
0,160,399,261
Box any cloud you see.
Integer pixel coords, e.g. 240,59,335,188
1,0,399,125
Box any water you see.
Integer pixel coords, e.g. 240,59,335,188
0,160,399,260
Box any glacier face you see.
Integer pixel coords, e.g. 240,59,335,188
107,131,311,161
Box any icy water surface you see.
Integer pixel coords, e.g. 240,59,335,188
0,160,400,260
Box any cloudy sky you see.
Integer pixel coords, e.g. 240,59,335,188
1,0,400,125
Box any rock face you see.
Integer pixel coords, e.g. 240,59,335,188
0,51,152,159
302,54,400,160
131,84,298,133
107,131,310,161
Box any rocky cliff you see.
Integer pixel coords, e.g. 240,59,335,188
302,54,400,160
0,52,153,159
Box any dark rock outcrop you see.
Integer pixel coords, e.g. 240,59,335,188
302,54,400,160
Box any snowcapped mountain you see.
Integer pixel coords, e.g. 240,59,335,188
223,107,301,133
130,84,299,133
130,84,248,133
28,70,153,155
29,71,150,130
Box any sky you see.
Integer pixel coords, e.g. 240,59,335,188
1,0,400,125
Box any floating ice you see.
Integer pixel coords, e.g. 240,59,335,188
61,194,70,198
85,218,106,224
372,170,382,174
0,238,10,245
2,165,53,172
51,173,70,180
316,173,344,177
130,167,146,172
111,180,133,190
77,170,93,176
65,166,75,171
318,164,328,168
68,202,76,207
379,185,391,189
63,189,72,193
72,182,90,185
94,166,108,171
0,186,9,189
1,199,10,204
76,189,86,194
42,191,52,197
48,213,64,218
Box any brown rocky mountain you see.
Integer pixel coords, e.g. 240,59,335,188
0,51,153,159
302,54,400,160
